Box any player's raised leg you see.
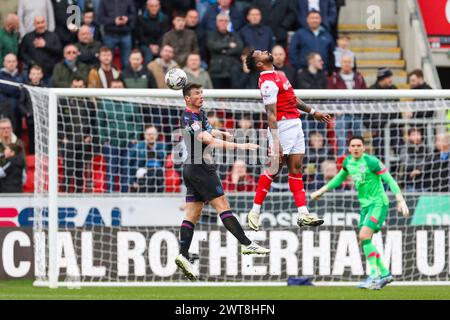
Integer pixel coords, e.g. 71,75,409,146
287,154,324,227
210,195,270,255
175,201,204,281
248,152,285,231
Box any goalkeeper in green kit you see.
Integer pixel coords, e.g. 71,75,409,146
311,136,410,290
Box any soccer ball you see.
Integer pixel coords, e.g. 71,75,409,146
165,68,188,90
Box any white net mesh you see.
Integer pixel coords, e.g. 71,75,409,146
28,86,450,285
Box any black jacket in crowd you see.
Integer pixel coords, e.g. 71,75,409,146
252,0,298,47
0,154,25,193
295,68,328,89
19,30,62,76
52,0,78,46
97,0,136,35
135,9,171,47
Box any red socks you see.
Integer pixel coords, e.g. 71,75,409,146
288,173,306,208
254,171,273,205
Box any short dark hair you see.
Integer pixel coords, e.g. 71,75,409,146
349,136,365,144
408,69,424,81
173,11,187,19
7,143,23,155
408,127,422,136
245,49,256,71
307,9,321,17
182,82,202,97
99,46,112,54
29,64,43,72
71,77,85,85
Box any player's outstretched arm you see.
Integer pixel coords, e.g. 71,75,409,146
210,129,233,140
296,98,331,123
198,131,258,151
311,169,348,200
380,171,410,218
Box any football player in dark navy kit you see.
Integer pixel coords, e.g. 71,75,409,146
175,83,270,281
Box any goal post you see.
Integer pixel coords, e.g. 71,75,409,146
28,86,450,288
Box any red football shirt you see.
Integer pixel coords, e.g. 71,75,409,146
258,70,300,121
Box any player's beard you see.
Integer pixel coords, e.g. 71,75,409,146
267,54,274,64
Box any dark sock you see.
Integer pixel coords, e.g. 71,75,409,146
179,220,195,259
219,211,252,246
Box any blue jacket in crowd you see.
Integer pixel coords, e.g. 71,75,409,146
201,4,245,32
239,23,275,52
289,26,334,71
297,0,337,31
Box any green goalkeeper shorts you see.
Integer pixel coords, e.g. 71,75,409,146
359,203,388,232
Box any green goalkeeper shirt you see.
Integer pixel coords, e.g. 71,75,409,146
326,153,401,207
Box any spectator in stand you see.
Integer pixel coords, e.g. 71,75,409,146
196,0,216,21
202,0,245,32
331,0,345,40
239,7,275,52
52,44,90,88
161,11,199,67
18,0,55,39
401,128,427,192
295,52,328,142
238,114,253,131
128,125,166,193
222,159,256,192
207,13,243,89
135,0,171,65
297,0,337,32
328,54,366,156
334,33,355,70
77,0,102,14
164,153,181,192
185,9,208,64
183,53,213,88
206,110,224,129
272,45,296,87
122,49,157,88
75,25,102,68
0,53,24,135
0,143,25,193
19,16,62,84
58,77,97,193
52,0,79,46
0,13,20,67
97,0,136,69
304,131,331,190
408,69,432,90
407,69,434,119
251,0,297,48
296,52,327,89
88,46,121,88
313,159,343,190
0,118,25,159
367,67,400,159
426,133,449,192
97,78,143,192
230,46,259,89
82,8,103,43
160,0,195,19
289,10,334,72
147,44,179,88
19,65,45,154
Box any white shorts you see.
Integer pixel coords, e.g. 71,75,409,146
268,118,305,155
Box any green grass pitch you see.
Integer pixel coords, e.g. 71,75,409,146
1,280,450,300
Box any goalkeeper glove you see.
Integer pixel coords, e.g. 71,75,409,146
311,186,328,200
396,194,410,218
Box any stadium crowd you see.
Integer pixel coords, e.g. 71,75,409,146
0,0,448,194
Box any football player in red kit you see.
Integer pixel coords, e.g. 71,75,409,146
245,50,331,230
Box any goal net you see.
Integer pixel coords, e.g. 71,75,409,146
27,86,450,287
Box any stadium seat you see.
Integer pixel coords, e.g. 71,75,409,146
23,155,35,193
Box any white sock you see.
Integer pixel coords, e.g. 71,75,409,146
297,206,309,215
251,204,261,213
